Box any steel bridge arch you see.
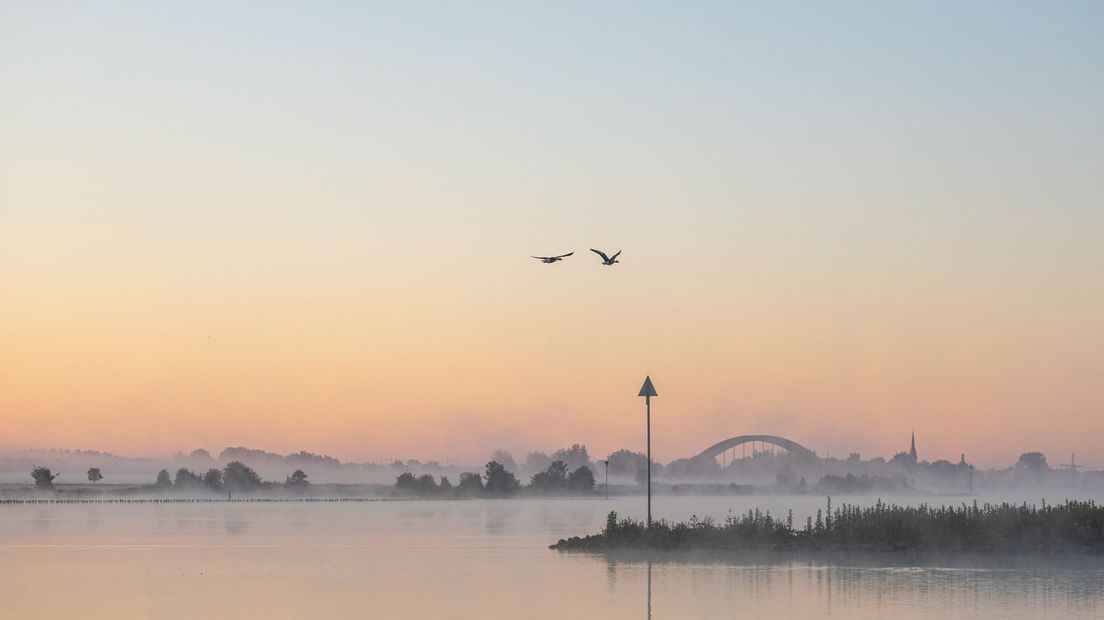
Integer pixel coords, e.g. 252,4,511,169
694,435,817,462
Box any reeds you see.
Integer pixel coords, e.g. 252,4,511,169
553,499,1104,552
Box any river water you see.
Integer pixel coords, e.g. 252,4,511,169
2,495,1101,618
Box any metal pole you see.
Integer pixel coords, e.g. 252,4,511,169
646,394,652,529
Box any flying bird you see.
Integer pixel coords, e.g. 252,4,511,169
590,249,621,265
532,252,574,263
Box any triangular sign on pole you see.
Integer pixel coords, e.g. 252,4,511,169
638,376,658,398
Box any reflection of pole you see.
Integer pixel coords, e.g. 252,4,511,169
646,393,652,529
647,560,653,620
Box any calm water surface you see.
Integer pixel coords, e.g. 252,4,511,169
2,495,1102,619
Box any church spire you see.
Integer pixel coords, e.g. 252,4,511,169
910,431,917,463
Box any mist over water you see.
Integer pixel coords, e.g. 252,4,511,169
3,1,1102,617
3,494,1103,619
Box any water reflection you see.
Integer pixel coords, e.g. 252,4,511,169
484,506,511,535
4,500,1103,619
599,552,1104,618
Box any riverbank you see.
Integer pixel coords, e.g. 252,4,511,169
552,500,1104,553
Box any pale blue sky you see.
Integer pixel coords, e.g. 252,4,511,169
4,3,1102,257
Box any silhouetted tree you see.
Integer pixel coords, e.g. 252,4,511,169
87,467,103,485
1016,452,1050,471
551,444,592,470
190,448,213,462
174,468,204,488
395,472,417,492
223,461,263,492
662,457,712,478
484,461,521,497
568,466,596,494
529,461,570,494
155,469,172,488
31,466,59,490
203,468,223,490
285,470,309,486
457,472,484,496
219,447,283,465
606,449,647,477
415,474,438,494
439,476,453,493
286,451,340,468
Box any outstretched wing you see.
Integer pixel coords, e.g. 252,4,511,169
590,249,610,262
610,250,622,260
555,252,574,259
531,256,548,261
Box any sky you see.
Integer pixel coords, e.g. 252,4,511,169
1,2,1102,468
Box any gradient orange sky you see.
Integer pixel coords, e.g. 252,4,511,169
2,3,1102,467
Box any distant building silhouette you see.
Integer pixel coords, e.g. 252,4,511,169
910,432,918,464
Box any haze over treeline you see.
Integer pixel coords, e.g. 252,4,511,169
2,442,1100,494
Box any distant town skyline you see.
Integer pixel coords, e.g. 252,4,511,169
2,3,1101,469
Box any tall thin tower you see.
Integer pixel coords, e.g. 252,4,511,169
910,432,917,464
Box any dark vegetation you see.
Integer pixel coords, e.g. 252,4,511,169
223,461,265,492
13,442,1102,500
395,460,595,498
75,461,315,496
31,466,59,489
285,469,309,490
552,499,1104,553
82,461,285,495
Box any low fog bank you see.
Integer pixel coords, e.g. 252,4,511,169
2,443,1102,501
0,447,431,485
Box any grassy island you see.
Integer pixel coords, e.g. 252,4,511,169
551,500,1104,553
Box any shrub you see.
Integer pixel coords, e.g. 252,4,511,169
552,500,1104,553
223,461,264,493
31,466,59,490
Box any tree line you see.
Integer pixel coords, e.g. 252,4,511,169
395,459,595,498
29,462,311,495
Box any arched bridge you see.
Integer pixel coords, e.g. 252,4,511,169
694,435,817,462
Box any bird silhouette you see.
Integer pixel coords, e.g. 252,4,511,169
590,249,621,265
531,252,574,264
